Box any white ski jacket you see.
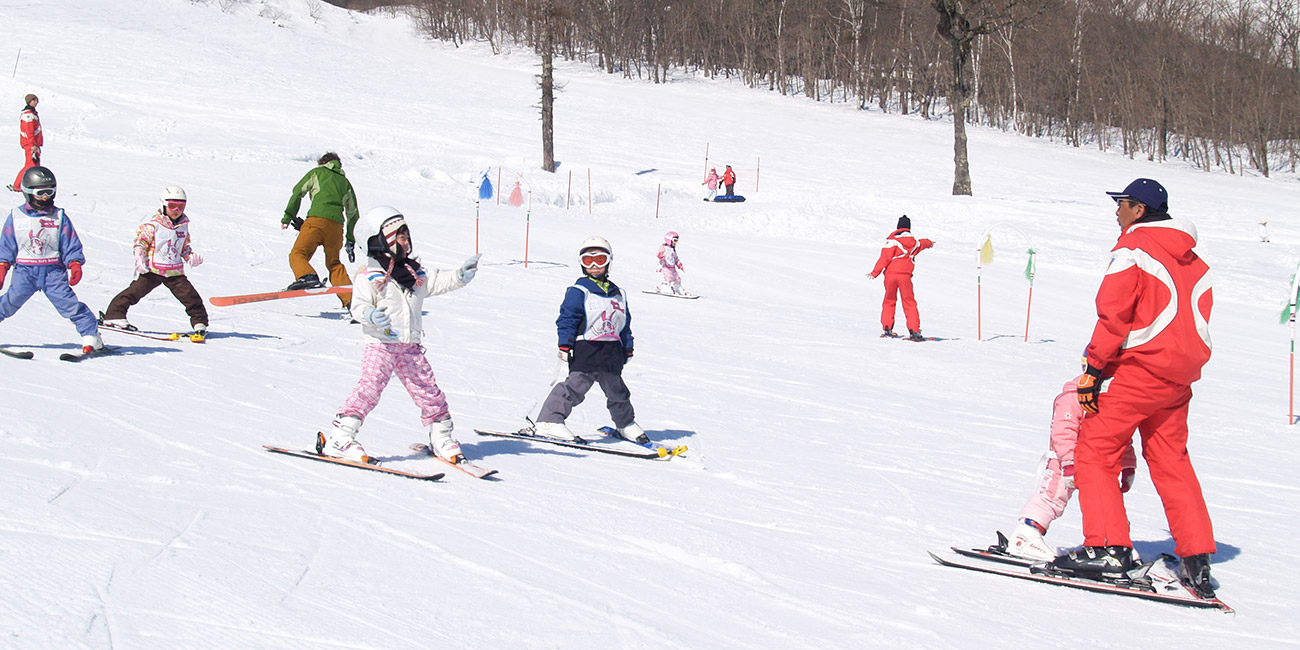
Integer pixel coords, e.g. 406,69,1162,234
349,258,466,345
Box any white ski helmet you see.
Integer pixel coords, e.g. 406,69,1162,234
160,185,187,204
360,205,410,254
579,236,613,274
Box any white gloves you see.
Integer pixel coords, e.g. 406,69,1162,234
134,247,149,275
458,254,481,284
188,252,204,267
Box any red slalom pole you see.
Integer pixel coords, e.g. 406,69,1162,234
655,183,661,219
1024,286,1033,342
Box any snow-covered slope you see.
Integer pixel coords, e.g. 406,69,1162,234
2,1,1297,647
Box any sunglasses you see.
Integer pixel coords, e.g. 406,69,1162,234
580,251,610,268
31,188,55,198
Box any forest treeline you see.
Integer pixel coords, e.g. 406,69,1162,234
349,0,1300,178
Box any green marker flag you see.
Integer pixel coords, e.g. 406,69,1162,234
1283,264,1300,324
1024,248,1037,283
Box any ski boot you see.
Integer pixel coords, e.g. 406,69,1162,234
616,422,650,445
81,334,105,355
285,273,325,291
318,415,371,463
881,327,901,339
1047,545,1136,578
1178,553,1216,598
189,323,208,343
907,329,926,341
536,421,579,441
428,419,464,463
1005,520,1055,562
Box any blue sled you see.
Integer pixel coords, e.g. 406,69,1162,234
712,195,746,203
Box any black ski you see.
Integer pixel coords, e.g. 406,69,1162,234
409,442,499,479
475,427,662,459
1,346,34,360
595,425,687,458
59,346,119,362
929,550,1232,612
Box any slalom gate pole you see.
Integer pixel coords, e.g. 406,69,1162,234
755,156,760,192
1024,286,1033,343
522,189,533,269
496,168,502,205
655,183,661,219
475,198,480,255
524,191,532,269
567,170,572,209
703,142,709,177
1291,316,1296,424
588,168,592,215
977,253,983,341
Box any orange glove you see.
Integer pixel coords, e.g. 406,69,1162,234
1077,366,1103,414
68,261,83,286
0,262,9,288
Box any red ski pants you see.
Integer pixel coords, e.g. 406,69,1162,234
12,146,38,190
1075,377,1215,557
880,272,920,332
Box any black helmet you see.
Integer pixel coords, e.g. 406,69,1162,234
20,165,57,202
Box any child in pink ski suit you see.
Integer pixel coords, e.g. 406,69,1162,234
656,231,686,295
318,205,480,465
1004,376,1138,561
702,168,719,201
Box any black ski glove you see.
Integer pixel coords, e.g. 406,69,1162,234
345,241,356,263
1077,365,1103,414
289,216,304,231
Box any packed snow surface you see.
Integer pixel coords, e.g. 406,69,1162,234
2,1,1297,647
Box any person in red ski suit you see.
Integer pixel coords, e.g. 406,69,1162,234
869,215,933,340
721,165,736,196
1049,178,1218,600
11,94,42,192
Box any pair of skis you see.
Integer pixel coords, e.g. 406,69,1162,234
264,436,498,482
931,533,1232,612
1,345,119,362
473,423,687,460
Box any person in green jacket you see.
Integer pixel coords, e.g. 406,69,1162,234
282,152,360,307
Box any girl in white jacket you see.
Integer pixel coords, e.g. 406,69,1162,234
318,206,480,464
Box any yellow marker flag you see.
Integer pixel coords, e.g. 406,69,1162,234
979,235,994,265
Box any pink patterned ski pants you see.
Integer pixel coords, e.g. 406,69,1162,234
337,343,450,425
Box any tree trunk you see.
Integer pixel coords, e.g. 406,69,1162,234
540,0,556,173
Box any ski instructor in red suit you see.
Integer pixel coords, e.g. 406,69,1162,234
11,94,41,192
869,215,933,340
1049,178,1218,599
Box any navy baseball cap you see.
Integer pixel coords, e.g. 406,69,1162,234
1106,178,1168,213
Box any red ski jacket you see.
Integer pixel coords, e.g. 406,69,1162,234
19,106,41,149
870,229,933,277
1085,217,1212,387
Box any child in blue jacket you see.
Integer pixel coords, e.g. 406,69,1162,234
535,236,648,443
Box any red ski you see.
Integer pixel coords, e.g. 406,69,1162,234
409,443,499,479
264,444,444,481
210,286,349,307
